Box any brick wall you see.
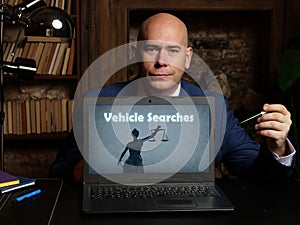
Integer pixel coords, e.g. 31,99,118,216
129,11,272,116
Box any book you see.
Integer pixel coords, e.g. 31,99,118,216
61,98,68,132
67,99,73,132
34,42,45,68
3,42,12,61
46,99,52,133
55,99,62,132
3,101,7,135
20,100,27,135
50,0,55,7
30,100,37,134
11,100,18,135
61,0,65,11
35,100,41,134
25,100,31,134
6,42,15,62
12,46,23,62
50,99,56,132
21,41,31,58
0,176,35,194
40,99,47,133
52,42,68,75
48,42,61,75
42,42,55,75
51,99,61,132
0,170,20,188
7,100,13,134
37,42,51,75
27,42,37,59
45,0,51,7
66,40,75,75
61,46,71,75
66,0,72,14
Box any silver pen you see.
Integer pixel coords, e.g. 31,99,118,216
239,111,266,125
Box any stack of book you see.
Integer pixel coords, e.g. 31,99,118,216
3,0,75,76
3,37,75,76
3,98,74,135
23,37,75,76
0,170,35,194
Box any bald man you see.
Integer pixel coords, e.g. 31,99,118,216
50,13,295,183
133,13,193,96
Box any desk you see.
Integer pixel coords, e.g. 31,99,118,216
1,178,300,225
51,178,300,225
0,178,63,225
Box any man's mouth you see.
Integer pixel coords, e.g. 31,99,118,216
149,73,169,77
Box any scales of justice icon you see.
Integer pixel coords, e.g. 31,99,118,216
149,128,169,142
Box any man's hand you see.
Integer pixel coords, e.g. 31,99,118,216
255,103,292,157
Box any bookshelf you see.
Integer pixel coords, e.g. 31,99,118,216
2,0,81,176
3,0,81,139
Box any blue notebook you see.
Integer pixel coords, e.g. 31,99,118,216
0,176,35,194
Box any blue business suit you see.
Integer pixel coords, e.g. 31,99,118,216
49,81,295,180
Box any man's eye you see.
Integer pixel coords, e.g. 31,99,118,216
146,47,158,53
169,49,179,54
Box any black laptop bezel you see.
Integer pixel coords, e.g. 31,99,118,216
83,96,215,185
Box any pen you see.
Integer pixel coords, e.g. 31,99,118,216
15,189,41,202
239,111,266,125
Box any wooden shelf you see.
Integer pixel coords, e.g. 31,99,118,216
4,133,69,141
2,0,80,178
4,0,81,141
3,1,80,141
34,75,79,80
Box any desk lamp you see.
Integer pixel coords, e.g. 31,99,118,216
0,0,75,171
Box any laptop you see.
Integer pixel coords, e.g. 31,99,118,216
82,96,234,213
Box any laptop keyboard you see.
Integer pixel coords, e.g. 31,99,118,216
89,184,220,200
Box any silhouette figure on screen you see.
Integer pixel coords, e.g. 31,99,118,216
118,125,161,173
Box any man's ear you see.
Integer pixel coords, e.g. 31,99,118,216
185,47,193,69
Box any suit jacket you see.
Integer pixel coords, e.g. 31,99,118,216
49,80,295,180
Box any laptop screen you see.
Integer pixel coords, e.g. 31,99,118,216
83,96,215,184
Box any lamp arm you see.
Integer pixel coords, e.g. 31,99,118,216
0,0,5,171
0,0,45,25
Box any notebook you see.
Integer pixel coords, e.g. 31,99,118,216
0,176,35,194
82,96,233,213
0,171,19,188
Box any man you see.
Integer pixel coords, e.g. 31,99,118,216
49,13,295,183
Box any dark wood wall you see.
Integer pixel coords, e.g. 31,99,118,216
79,0,291,92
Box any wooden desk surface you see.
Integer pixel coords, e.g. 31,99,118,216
1,178,300,225
0,178,63,225
50,178,300,225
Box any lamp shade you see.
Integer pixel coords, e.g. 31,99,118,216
24,6,74,39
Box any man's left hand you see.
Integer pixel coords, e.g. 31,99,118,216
255,103,292,157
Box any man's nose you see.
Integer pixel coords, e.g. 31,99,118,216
155,50,168,66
